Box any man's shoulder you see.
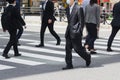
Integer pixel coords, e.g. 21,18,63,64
48,0,53,4
75,4,83,10
7,5,16,10
74,3,79,8
114,2,120,7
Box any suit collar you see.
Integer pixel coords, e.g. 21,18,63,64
69,2,75,13
69,3,77,20
45,0,48,2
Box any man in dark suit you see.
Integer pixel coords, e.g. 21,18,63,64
62,0,91,70
2,0,26,59
36,0,61,47
107,1,120,52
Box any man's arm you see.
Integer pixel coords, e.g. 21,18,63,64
14,7,26,26
78,7,85,32
80,7,85,30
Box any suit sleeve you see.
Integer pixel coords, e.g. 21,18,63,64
80,7,85,30
78,7,85,32
14,7,26,26
112,4,117,18
49,2,54,20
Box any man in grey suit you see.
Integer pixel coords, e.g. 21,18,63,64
62,0,91,70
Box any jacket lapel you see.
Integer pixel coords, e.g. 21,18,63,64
66,7,70,20
69,4,76,20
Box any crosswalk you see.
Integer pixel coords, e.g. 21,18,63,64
0,33,120,71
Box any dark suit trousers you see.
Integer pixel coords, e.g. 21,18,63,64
40,21,60,45
3,29,18,55
107,27,120,48
16,26,23,40
65,34,89,66
85,23,97,49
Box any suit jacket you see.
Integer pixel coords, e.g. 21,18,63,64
65,3,84,39
5,5,25,30
111,1,120,27
42,0,56,23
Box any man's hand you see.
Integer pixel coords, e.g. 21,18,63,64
48,19,52,24
97,27,99,31
24,26,27,29
3,29,6,32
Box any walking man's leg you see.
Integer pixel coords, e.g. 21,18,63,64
16,26,23,46
62,36,73,70
48,22,61,45
35,22,47,47
107,27,119,51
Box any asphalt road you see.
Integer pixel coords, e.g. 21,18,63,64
0,16,120,80
0,30,120,80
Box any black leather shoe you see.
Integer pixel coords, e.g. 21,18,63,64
107,48,113,52
2,54,10,59
35,44,44,47
86,54,91,67
14,54,21,56
90,51,97,54
56,39,61,45
62,66,73,70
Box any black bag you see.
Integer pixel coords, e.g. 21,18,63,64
70,7,83,39
70,23,82,38
1,7,11,30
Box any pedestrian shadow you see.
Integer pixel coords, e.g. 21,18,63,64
0,52,120,80
90,53,120,68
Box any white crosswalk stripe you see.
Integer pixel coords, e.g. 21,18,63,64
0,48,64,62
0,64,15,70
26,42,99,58
0,58,45,66
27,42,120,56
0,33,120,71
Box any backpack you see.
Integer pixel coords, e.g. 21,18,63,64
1,7,11,30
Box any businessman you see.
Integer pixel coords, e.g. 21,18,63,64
36,0,61,47
62,0,91,70
107,1,120,52
2,0,26,59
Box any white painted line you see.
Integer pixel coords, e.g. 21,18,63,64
96,50,120,55
22,51,64,62
0,36,39,42
21,44,99,58
27,42,120,56
28,42,64,49
18,45,66,55
49,40,120,48
0,49,45,66
0,64,15,70
94,45,120,51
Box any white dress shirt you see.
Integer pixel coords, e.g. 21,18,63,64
69,2,75,14
43,0,48,10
